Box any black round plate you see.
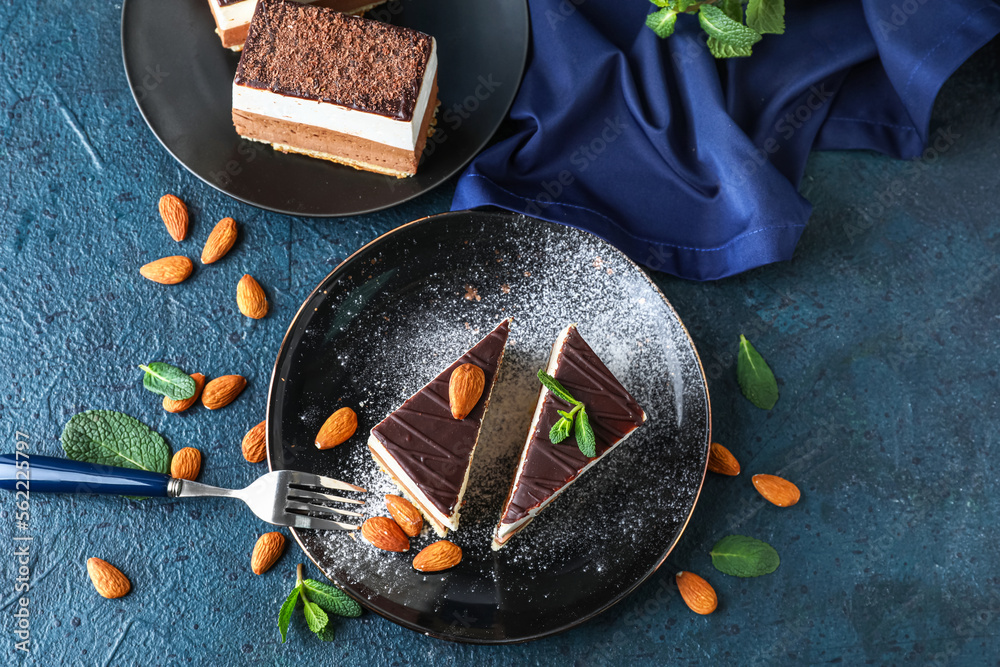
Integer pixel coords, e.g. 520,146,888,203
121,0,528,216
266,210,711,643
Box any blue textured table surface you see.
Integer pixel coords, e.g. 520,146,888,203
3,2,1000,665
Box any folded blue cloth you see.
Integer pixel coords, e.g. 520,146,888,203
452,0,1000,280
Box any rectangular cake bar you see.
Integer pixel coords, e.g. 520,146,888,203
207,0,387,51
232,0,438,177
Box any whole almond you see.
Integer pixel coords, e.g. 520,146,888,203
170,447,202,480
162,373,205,413
315,407,357,450
449,363,485,420
139,256,193,285
242,420,267,463
752,474,801,507
159,194,189,242
675,571,717,615
251,532,286,575
201,374,247,410
386,494,423,537
707,442,741,476
412,540,462,572
361,517,409,552
201,217,238,264
236,274,268,319
86,558,131,599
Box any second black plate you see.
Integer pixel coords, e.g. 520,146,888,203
121,0,528,216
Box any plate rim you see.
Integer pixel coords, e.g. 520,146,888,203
265,210,713,643
120,0,530,217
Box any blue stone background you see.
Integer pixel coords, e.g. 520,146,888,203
2,1,999,664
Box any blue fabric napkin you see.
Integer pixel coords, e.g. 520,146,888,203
451,0,1000,280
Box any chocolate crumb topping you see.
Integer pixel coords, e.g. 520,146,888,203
235,0,434,121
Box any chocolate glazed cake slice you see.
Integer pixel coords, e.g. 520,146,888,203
492,325,647,550
369,320,511,537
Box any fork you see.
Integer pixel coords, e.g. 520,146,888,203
0,454,366,531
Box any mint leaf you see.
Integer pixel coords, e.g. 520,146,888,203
646,8,677,38
61,410,171,474
747,0,785,34
710,535,780,577
698,5,761,57
719,0,743,23
278,586,300,643
537,370,579,405
549,417,573,444
301,596,329,634
316,624,337,642
706,37,753,58
737,334,779,409
302,579,362,618
139,362,196,401
575,408,597,457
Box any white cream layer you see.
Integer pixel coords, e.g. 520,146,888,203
492,326,646,550
209,0,257,31
232,39,437,152
368,434,455,533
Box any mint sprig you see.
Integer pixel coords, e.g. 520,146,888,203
139,362,196,401
537,370,597,457
645,0,784,58
279,564,362,643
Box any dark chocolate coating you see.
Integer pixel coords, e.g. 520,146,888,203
235,0,434,121
500,326,646,526
371,320,510,517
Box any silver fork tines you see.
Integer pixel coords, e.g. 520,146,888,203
169,469,366,531
285,499,364,519
286,488,365,505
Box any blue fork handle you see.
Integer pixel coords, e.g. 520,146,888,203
0,454,171,497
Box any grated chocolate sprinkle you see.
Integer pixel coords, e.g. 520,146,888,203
235,0,434,121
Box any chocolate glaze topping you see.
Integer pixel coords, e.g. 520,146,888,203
235,0,434,121
500,325,646,527
371,320,510,518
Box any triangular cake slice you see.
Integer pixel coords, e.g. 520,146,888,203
369,319,511,536
492,324,646,550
